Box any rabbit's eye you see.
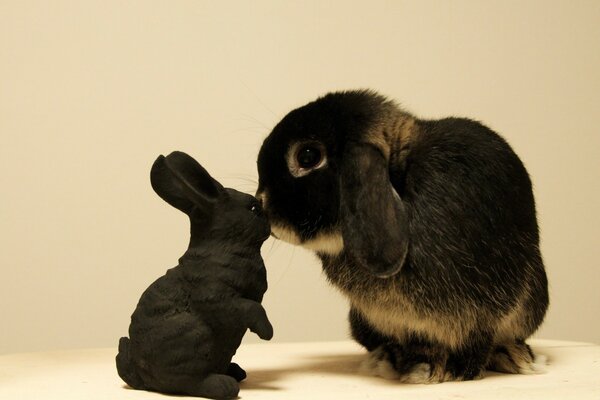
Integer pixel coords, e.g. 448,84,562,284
287,141,327,177
297,146,322,169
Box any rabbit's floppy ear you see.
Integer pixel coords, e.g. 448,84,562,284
150,151,223,215
339,143,409,278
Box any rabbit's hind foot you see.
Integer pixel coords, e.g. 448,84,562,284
487,340,548,375
360,334,492,383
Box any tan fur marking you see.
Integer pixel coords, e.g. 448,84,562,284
270,224,302,245
302,230,344,255
495,275,534,343
256,190,268,209
351,296,475,350
363,105,417,163
270,223,344,255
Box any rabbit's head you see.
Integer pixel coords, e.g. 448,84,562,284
256,90,411,278
151,151,270,249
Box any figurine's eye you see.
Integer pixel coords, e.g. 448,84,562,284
250,202,262,214
287,141,327,178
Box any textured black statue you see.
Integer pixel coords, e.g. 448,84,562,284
116,151,273,399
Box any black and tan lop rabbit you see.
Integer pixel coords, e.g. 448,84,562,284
116,151,273,399
256,90,548,383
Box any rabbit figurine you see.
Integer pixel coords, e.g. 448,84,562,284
256,90,548,383
116,151,273,399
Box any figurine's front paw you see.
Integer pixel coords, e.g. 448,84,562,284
227,362,247,382
255,319,273,341
239,300,274,340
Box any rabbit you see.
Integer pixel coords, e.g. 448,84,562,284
256,90,548,383
116,151,273,399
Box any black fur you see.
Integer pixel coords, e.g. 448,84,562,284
256,90,549,382
116,151,273,399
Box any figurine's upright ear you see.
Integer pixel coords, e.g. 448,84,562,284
150,151,223,216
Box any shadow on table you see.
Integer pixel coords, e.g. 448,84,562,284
241,352,366,391
241,346,553,391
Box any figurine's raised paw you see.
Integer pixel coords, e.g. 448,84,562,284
241,300,273,341
255,318,274,341
227,362,247,382
189,374,239,400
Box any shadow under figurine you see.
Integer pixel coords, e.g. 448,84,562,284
116,151,273,399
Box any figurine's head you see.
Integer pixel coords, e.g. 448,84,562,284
150,151,271,249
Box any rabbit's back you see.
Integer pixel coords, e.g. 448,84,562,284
403,118,547,336
403,118,538,238
322,117,548,347
402,120,544,296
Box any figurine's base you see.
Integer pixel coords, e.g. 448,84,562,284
1,339,598,399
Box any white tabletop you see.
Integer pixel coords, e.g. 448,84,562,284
0,339,598,399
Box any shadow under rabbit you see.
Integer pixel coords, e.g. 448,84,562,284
241,346,551,391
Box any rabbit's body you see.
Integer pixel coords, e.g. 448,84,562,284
117,152,272,399
321,117,547,381
256,91,548,383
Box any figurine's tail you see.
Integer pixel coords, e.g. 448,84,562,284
116,337,146,390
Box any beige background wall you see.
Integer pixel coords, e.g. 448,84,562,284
1,1,599,354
